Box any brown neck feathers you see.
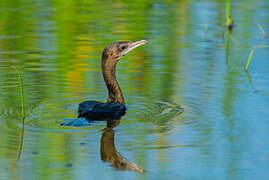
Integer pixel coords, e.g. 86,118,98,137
101,56,125,105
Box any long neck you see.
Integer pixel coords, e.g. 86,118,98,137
102,57,125,105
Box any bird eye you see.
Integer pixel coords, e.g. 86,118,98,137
120,45,126,50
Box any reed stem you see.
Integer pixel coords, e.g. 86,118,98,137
12,66,25,161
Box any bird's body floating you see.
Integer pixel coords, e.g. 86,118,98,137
61,40,147,126
78,101,126,121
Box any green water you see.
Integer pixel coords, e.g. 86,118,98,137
0,0,269,179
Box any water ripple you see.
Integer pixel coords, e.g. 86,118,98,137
24,99,184,132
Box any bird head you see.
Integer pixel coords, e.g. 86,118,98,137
102,40,148,62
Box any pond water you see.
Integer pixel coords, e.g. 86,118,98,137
0,0,269,179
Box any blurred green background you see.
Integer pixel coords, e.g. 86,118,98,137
0,0,269,179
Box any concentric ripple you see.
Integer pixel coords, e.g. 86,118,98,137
23,98,184,132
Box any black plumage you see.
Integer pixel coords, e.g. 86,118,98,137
78,101,126,121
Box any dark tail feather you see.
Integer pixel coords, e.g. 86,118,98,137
60,117,91,126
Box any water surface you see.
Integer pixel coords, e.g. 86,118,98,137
0,0,269,179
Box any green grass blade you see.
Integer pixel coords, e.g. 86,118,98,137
12,66,25,161
245,49,254,71
246,71,254,89
226,0,230,26
225,35,231,63
13,66,25,117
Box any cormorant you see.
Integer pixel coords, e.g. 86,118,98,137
77,40,148,122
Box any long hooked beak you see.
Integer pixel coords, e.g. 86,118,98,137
121,40,148,57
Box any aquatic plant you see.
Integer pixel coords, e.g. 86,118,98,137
245,49,254,71
13,66,25,117
226,0,230,27
12,66,25,161
245,25,268,71
226,0,234,33
245,45,269,71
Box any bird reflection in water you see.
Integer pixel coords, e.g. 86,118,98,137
101,120,145,173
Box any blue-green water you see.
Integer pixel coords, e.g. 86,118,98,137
0,0,269,179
